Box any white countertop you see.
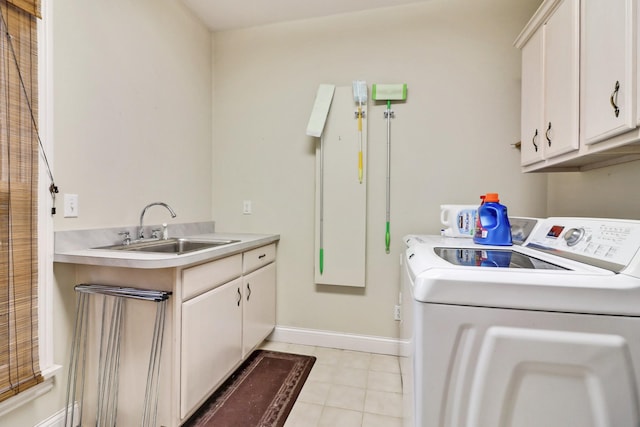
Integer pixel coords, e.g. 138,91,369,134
54,227,279,269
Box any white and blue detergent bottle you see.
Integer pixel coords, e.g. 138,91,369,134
440,204,477,237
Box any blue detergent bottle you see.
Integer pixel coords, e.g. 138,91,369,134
473,193,512,246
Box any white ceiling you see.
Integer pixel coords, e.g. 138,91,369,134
181,0,429,31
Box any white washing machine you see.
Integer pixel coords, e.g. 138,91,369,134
400,217,640,427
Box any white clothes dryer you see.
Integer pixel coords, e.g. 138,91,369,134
401,217,640,427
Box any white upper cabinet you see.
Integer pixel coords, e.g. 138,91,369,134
521,29,545,165
516,0,640,172
582,0,636,145
516,0,580,167
543,0,581,158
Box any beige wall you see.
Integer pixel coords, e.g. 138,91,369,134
52,0,213,231
547,161,640,219
0,0,212,426
211,0,546,339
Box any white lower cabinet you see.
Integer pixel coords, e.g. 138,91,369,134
181,277,243,419
242,262,277,358
179,243,277,421
73,241,277,427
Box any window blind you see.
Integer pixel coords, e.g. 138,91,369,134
6,0,39,18
0,0,43,402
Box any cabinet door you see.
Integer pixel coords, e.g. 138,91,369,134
544,0,580,158
181,278,242,419
583,0,636,144
521,28,545,166
242,262,276,358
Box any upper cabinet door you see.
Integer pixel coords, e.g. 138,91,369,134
543,0,580,158
582,0,636,145
521,29,545,166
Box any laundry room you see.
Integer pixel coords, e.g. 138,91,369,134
2,0,640,426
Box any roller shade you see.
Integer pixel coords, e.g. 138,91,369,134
0,0,43,402
6,0,40,18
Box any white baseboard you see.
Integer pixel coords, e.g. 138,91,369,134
269,325,406,356
35,403,79,427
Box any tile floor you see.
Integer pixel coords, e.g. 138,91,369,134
260,341,404,427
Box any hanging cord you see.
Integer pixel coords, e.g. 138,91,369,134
0,4,59,214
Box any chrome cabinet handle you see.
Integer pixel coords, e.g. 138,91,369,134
246,283,251,301
236,287,241,306
545,122,552,147
532,129,539,152
610,80,620,117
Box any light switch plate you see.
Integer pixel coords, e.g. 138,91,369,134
64,194,78,218
243,200,252,215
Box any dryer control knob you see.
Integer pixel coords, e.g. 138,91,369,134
563,227,585,246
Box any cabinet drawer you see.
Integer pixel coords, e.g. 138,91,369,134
182,254,242,301
242,243,276,274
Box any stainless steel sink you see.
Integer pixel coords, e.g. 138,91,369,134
95,238,239,255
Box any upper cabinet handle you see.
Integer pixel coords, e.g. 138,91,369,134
610,80,620,118
532,129,539,152
545,122,552,147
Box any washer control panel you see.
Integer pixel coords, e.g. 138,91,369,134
526,217,640,271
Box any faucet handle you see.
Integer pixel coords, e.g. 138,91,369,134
118,231,131,245
151,228,161,239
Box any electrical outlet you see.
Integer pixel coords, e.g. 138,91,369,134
243,200,252,215
394,305,401,321
64,194,78,218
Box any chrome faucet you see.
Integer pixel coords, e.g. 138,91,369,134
138,202,177,239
